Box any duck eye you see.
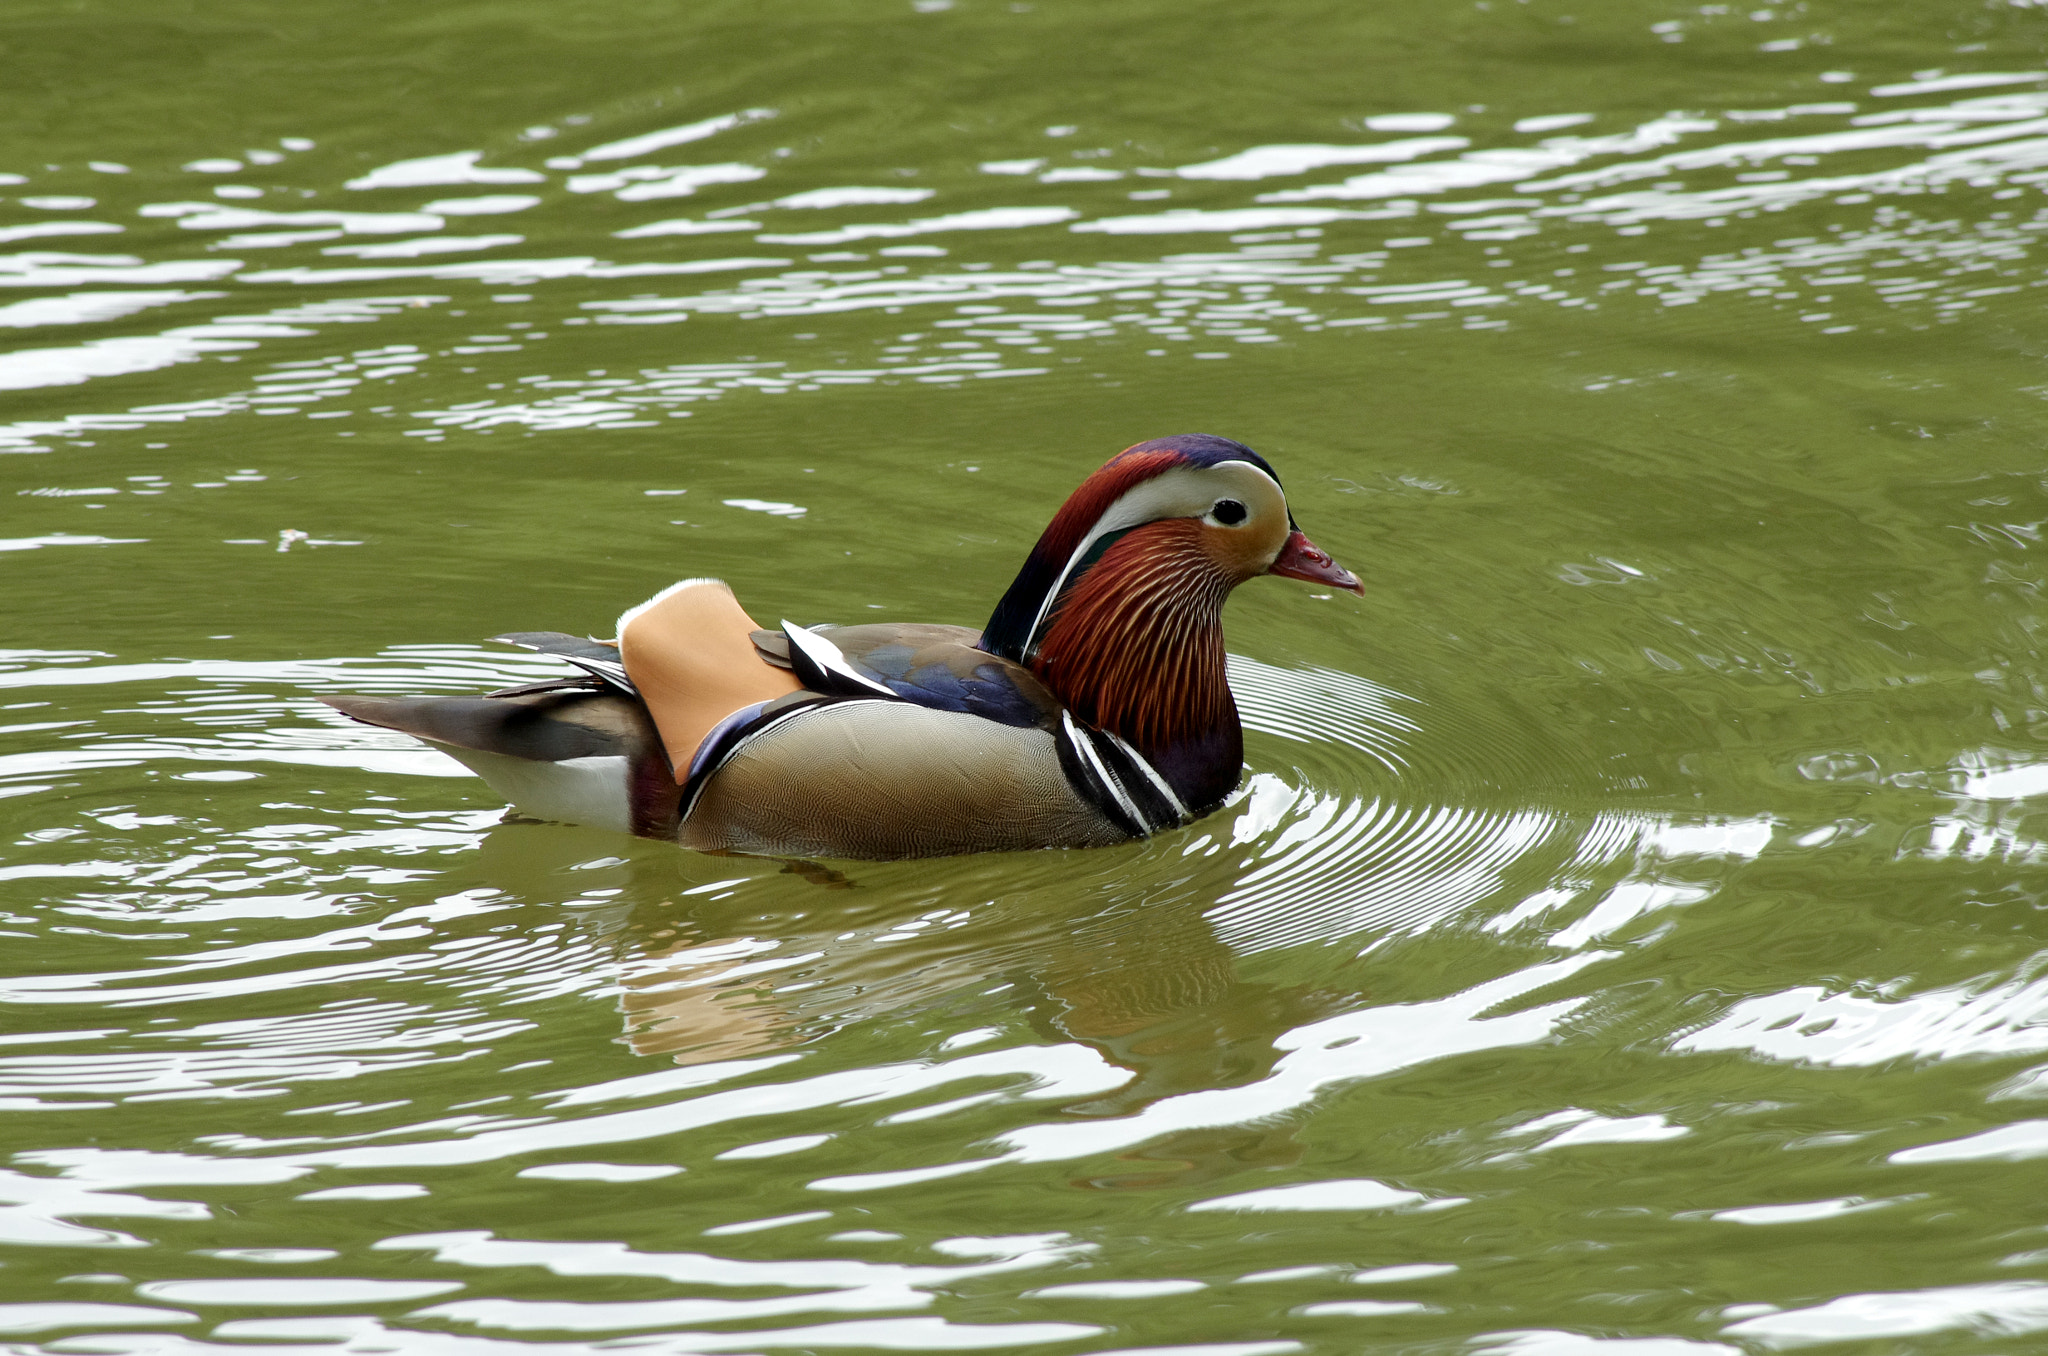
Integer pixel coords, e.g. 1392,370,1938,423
1211,499,1248,525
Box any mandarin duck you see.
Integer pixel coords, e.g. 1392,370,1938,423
322,434,1360,860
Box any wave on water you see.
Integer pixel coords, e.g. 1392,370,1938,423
8,69,2048,450
2,635,2046,1353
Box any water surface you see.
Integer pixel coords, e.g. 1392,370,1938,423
8,0,2048,1351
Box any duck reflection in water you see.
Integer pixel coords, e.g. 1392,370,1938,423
588,845,1355,1188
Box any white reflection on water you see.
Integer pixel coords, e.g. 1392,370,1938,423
0,290,209,328
0,222,124,246
0,1304,198,1335
951,952,1606,1176
140,1276,460,1303
343,152,546,192
1176,137,1471,181
1891,1119,2048,1164
567,110,779,166
1474,1332,1736,1356
49,1316,1106,1352
1679,970,2048,1067
1724,1281,2048,1348
0,1166,211,1248
1709,1195,1902,1225
373,1227,1100,1340
1187,1178,1427,1212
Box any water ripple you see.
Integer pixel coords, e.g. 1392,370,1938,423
10,73,2048,448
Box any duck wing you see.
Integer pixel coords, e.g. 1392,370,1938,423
751,622,1058,729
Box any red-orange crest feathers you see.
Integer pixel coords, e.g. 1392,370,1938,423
981,446,1196,663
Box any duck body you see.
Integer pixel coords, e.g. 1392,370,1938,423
685,624,1128,858
323,434,1360,860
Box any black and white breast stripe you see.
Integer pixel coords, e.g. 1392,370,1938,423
1054,710,1191,838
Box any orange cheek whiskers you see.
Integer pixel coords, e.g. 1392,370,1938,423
1031,521,1236,759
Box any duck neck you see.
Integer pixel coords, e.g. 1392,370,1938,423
1028,520,1243,811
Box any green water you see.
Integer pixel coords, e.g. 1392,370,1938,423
7,0,2048,1350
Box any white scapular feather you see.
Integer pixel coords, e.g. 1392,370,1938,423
781,620,896,696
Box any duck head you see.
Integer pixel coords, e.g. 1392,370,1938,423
980,433,1360,813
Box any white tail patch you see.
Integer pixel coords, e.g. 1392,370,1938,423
430,742,633,835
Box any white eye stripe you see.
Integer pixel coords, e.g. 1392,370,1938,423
1025,461,1286,656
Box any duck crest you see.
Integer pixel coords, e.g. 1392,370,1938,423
979,446,1189,663
980,433,1283,665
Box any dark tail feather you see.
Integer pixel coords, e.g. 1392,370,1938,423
490,632,636,695
320,691,650,764
320,690,679,838
492,631,620,662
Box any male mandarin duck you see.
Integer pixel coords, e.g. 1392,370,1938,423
323,434,1360,860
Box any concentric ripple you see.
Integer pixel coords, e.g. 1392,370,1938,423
1220,653,1677,952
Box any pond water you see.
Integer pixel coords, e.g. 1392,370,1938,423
8,0,2048,1350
